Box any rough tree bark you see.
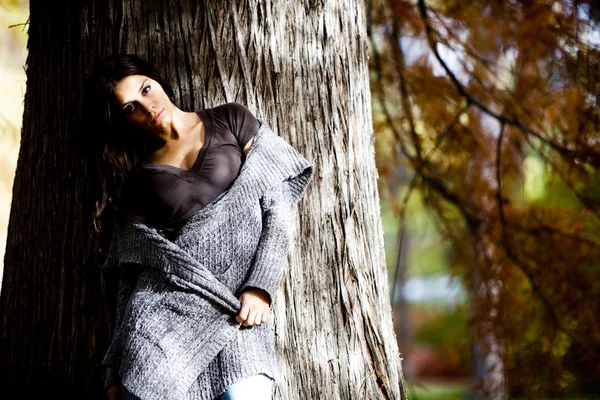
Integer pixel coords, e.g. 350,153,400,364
0,1,407,398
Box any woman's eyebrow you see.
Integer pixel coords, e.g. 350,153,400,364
121,79,148,108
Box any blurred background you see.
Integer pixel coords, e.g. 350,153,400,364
1,1,599,399
369,1,600,399
0,0,27,289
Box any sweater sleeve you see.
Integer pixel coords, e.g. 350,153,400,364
238,162,314,305
220,102,260,149
102,264,142,393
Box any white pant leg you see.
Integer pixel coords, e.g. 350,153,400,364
220,373,274,400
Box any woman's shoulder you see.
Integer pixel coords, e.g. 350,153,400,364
206,102,259,149
208,101,252,115
205,102,258,127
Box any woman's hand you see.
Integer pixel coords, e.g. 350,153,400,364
106,383,126,400
236,287,270,327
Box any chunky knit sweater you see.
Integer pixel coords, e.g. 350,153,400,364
100,118,314,400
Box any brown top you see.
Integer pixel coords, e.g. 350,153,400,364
124,102,260,239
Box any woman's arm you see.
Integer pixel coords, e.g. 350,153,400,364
235,181,298,327
243,135,255,156
102,265,142,394
217,102,260,151
238,179,300,307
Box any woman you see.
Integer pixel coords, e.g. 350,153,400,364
85,54,313,400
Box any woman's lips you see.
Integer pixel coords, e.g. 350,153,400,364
152,109,164,123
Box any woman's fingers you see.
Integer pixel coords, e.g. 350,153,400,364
251,311,263,326
240,308,268,326
244,309,257,326
237,290,271,326
236,302,249,324
253,309,269,325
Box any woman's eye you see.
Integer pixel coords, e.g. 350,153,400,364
122,86,150,114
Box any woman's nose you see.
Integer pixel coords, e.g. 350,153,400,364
139,101,155,115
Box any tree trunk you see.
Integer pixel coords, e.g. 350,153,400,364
466,156,507,400
469,271,507,400
0,1,407,398
392,222,413,380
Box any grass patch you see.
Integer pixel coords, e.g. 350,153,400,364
406,379,468,400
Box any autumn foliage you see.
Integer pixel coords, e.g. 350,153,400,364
368,0,600,398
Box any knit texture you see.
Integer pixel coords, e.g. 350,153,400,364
101,118,314,400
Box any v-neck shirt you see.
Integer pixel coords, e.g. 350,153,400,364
123,102,260,239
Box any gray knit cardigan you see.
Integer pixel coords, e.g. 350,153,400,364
100,118,314,400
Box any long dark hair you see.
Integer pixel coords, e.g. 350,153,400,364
83,53,174,256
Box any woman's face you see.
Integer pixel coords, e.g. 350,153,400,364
112,74,172,133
